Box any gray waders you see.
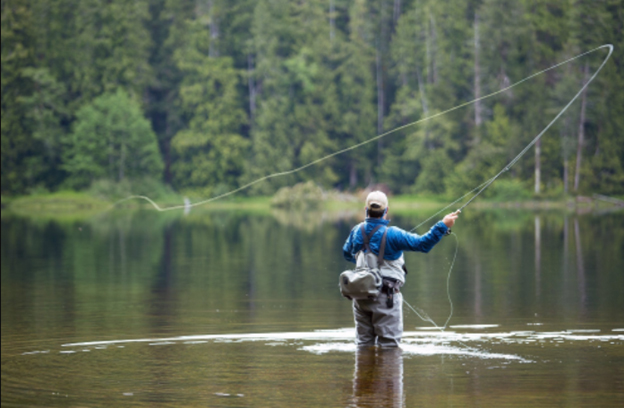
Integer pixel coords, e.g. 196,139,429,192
353,224,404,347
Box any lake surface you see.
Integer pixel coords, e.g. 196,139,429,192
2,207,623,407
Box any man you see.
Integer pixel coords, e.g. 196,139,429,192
342,191,459,347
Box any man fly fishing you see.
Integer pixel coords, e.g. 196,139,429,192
342,191,459,347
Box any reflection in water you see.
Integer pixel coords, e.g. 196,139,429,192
2,209,623,407
350,347,404,408
535,215,541,299
474,261,482,320
574,218,587,314
270,208,358,231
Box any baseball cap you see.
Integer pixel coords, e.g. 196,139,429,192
366,191,388,210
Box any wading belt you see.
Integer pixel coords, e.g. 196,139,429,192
361,224,397,308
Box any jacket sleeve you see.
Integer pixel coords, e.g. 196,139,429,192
391,221,448,253
342,225,360,263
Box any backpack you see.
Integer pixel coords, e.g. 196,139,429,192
339,224,388,300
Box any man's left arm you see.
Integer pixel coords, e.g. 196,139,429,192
342,228,358,263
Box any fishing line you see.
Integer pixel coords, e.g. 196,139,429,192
402,232,458,329
402,233,473,349
115,45,614,342
455,45,613,213
401,44,613,332
114,44,613,212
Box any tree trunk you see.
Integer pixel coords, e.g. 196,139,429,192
416,67,428,114
376,47,384,137
416,67,432,149
393,0,401,24
208,0,219,58
425,14,432,84
247,54,256,126
563,158,569,194
119,140,125,181
376,24,384,166
474,12,482,129
535,139,541,194
429,13,437,84
562,114,571,194
329,0,335,42
574,62,589,192
164,131,171,184
349,161,358,188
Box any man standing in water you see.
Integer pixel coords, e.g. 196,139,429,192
342,191,459,347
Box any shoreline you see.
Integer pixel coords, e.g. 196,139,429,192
2,191,622,220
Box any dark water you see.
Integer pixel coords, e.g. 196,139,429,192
2,208,623,407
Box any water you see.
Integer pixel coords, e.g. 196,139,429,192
2,208,623,407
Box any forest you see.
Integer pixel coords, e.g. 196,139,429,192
2,0,623,200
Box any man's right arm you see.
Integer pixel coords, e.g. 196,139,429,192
392,222,448,253
393,210,460,253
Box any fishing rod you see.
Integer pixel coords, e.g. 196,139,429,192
111,45,615,342
409,44,613,232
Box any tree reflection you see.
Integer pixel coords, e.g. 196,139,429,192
350,347,404,408
535,215,541,299
574,217,587,315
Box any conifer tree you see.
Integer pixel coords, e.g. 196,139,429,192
1,0,36,194
63,89,163,188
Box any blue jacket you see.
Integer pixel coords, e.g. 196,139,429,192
342,218,449,263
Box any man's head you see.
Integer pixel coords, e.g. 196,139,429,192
366,191,388,218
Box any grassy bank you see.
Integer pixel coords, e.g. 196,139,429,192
1,191,275,220
3,190,622,220
8,191,110,211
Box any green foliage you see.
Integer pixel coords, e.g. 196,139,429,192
89,177,175,201
483,179,532,202
63,89,163,188
1,0,623,199
1,0,35,194
271,181,325,210
245,0,343,194
18,67,68,188
169,15,249,193
414,149,453,195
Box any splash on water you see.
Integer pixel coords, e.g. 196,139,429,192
300,341,528,361
17,326,616,362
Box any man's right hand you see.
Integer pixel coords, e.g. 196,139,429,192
443,210,461,228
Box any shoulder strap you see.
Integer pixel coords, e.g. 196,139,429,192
378,228,388,267
360,224,382,251
360,224,388,266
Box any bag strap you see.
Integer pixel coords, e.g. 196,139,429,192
378,228,388,267
360,224,381,251
359,224,388,267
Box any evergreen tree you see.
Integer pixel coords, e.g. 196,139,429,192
1,0,36,194
63,89,163,188
568,0,624,194
18,67,69,189
145,0,193,184
170,15,248,194
1,0,622,197
246,0,341,193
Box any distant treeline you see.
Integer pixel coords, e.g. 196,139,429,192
2,0,623,197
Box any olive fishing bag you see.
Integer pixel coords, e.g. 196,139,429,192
339,224,388,300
